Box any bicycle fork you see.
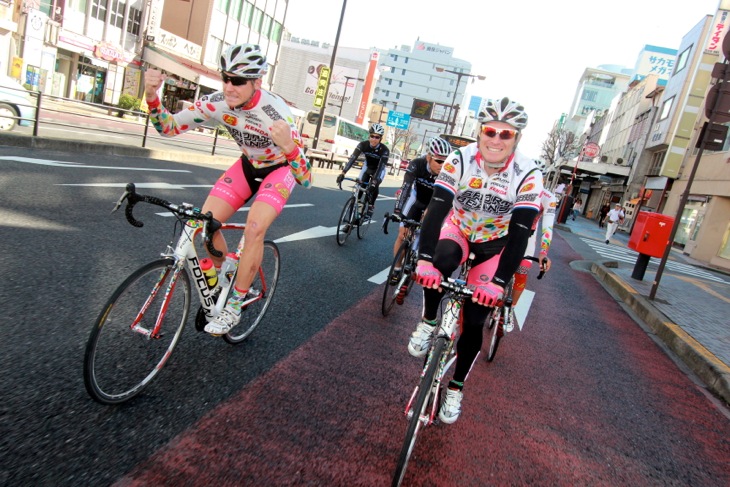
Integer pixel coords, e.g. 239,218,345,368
130,264,181,339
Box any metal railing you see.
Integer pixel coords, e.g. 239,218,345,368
3,86,236,156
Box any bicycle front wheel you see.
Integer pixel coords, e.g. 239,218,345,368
486,307,503,362
336,197,356,246
392,338,446,487
223,241,281,344
382,240,410,316
83,259,190,405
357,198,372,239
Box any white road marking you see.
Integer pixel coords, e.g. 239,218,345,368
0,156,190,173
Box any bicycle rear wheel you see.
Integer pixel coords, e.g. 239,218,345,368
382,240,410,316
392,338,446,487
336,197,356,246
357,198,372,239
83,259,190,405
223,241,281,344
486,307,503,362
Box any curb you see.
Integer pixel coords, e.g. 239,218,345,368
591,262,730,405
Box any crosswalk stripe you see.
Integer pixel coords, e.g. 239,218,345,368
579,237,728,284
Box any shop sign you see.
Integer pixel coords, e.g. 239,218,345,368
156,29,202,61
95,43,124,63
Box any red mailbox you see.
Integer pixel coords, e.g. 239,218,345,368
628,211,675,258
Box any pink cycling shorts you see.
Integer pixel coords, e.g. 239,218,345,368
210,158,295,215
440,216,501,286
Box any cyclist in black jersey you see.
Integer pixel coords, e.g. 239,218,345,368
389,137,451,278
336,123,390,218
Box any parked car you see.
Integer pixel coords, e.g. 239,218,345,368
399,158,410,170
0,75,37,131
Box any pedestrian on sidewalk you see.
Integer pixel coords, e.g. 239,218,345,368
603,203,625,243
571,197,583,221
598,204,609,228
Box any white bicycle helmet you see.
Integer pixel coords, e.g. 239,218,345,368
370,123,385,136
428,137,451,158
219,44,267,78
479,97,528,130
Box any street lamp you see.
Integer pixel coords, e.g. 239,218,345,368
435,67,485,134
335,75,364,116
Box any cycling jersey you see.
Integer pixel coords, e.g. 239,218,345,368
148,90,311,188
343,140,390,173
435,143,543,243
525,189,557,257
394,156,437,215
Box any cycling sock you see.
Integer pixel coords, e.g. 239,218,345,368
448,380,464,391
226,285,248,313
423,317,438,326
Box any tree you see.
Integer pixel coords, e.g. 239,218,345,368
540,126,578,168
390,127,419,158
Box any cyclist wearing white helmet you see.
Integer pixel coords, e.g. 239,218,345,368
408,97,544,424
144,43,311,336
387,137,451,279
337,123,390,218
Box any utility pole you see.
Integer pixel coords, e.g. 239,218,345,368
312,0,347,149
434,67,485,134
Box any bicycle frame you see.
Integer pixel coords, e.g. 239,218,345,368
130,221,250,339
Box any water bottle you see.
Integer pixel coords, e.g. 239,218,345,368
200,258,218,289
220,252,238,287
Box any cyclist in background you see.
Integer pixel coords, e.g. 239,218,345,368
511,188,556,309
409,97,543,424
336,124,390,219
144,43,310,335
388,137,451,282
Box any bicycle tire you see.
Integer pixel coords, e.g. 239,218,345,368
83,259,190,405
223,241,281,344
392,338,447,487
404,247,418,297
486,307,503,362
382,240,410,316
336,196,356,246
357,198,372,239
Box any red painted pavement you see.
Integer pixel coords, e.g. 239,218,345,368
115,235,730,486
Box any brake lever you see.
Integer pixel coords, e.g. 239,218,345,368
111,189,129,213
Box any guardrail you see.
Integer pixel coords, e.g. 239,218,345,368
2,86,234,156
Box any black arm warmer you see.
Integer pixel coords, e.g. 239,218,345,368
491,207,538,287
395,170,416,213
343,147,362,173
417,185,454,261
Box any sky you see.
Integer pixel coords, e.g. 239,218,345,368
283,0,723,158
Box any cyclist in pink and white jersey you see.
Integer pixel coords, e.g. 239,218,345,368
144,43,311,335
408,97,544,424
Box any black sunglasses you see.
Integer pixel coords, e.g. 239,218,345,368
221,73,250,86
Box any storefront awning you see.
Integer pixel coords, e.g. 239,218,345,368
142,45,222,91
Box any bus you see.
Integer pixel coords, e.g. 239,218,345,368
300,110,370,160
439,133,476,150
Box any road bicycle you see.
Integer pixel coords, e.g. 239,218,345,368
485,255,545,362
381,212,421,316
392,253,475,487
335,176,376,245
83,183,280,405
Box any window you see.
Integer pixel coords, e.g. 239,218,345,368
214,0,229,13
230,0,242,20
401,69,405,75
261,14,272,37
387,79,392,85
126,6,141,35
242,1,254,26
660,96,674,120
719,223,730,259
110,0,125,28
391,54,398,61
399,81,403,87
252,8,263,32
270,21,282,42
582,89,598,102
206,36,223,65
674,46,691,76
91,0,108,20
39,0,53,15
68,0,87,13
396,93,400,99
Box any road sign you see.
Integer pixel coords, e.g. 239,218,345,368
313,66,331,108
386,110,411,130
583,142,600,158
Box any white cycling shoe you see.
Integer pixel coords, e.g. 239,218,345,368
438,388,463,424
204,307,241,335
408,321,436,357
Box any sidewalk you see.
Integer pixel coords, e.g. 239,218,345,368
556,214,730,405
